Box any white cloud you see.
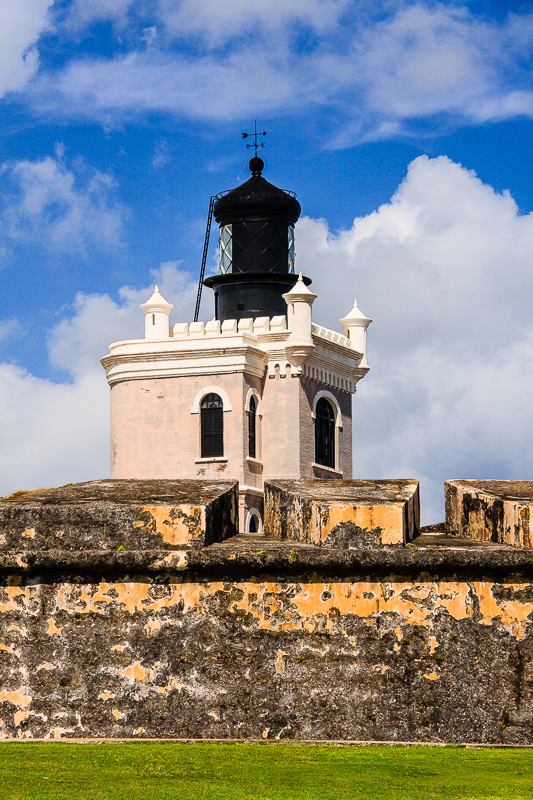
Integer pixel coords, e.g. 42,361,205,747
320,4,533,144
1,153,125,255
359,6,491,114
0,365,110,495
0,0,53,98
22,2,533,139
48,261,199,378
0,318,21,344
0,262,198,496
61,0,136,30
152,139,170,168
158,0,348,45
297,155,533,521
30,48,298,123
62,0,347,42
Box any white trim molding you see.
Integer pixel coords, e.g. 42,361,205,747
239,485,264,497
245,508,263,533
311,462,344,476
244,387,262,415
311,389,343,428
190,386,232,413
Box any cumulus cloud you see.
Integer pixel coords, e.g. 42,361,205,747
24,1,533,141
298,155,533,521
1,152,125,255
48,261,199,378
0,262,198,496
0,0,53,98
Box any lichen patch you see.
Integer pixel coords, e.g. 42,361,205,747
47,619,62,636
120,662,154,683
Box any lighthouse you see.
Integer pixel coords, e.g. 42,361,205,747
205,154,307,321
101,157,371,532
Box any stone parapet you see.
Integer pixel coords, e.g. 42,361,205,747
102,316,364,393
264,479,420,546
0,536,531,579
445,480,533,548
1,531,533,743
0,479,238,551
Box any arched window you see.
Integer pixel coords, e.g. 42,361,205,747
315,397,335,468
246,509,262,533
201,393,223,457
248,395,257,458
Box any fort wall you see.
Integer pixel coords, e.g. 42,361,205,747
1,545,533,743
0,480,532,744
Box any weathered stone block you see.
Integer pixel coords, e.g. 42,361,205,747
0,479,238,551
264,479,420,546
446,479,533,548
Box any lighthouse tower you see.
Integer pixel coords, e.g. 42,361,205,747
101,157,371,531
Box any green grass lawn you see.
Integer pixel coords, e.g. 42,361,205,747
1,742,532,800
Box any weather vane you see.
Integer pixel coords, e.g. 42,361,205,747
241,121,267,157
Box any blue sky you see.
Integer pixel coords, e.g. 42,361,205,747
2,0,533,522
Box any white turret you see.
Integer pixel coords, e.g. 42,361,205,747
282,272,317,369
339,298,372,367
140,285,174,340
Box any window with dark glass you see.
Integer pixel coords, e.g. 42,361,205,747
315,398,335,468
248,395,257,458
201,393,223,458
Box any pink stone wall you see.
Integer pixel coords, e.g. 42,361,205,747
111,375,245,481
261,363,301,481
241,373,264,490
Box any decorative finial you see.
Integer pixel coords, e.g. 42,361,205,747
248,156,264,176
241,120,267,157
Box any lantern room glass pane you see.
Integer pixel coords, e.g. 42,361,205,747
220,224,232,274
288,226,295,273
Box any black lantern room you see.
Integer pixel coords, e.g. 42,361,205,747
204,157,312,322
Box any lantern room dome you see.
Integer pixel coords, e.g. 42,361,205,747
213,158,301,226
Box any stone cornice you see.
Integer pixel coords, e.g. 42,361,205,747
101,318,367,389
0,543,531,579
102,341,268,385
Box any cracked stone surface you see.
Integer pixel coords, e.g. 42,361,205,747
446,480,533,548
265,479,420,546
0,479,239,551
0,480,533,744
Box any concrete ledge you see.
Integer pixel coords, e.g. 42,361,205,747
0,541,530,579
264,479,420,546
0,479,238,550
445,480,533,548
